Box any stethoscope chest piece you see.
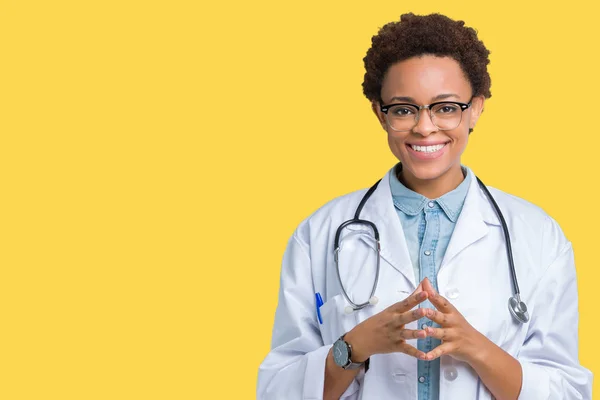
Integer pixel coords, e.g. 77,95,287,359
508,295,530,323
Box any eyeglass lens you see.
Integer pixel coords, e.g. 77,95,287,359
386,103,463,131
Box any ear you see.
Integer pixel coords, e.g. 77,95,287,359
371,100,387,130
469,95,485,131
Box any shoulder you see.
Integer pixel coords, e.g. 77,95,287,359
485,185,548,223
482,184,570,267
292,186,371,246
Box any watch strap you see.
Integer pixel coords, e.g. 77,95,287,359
339,335,370,371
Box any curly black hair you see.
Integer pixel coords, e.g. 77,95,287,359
362,13,492,104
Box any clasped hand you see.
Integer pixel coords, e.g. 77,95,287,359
345,277,487,364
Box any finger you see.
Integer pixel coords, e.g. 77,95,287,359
421,277,435,295
427,291,455,313
421,278,443,308
397,307,428,326
424,326,452,341
398,328,427,340
389,291,428,313
412,280,424,295
424,342,454,361
423,308,451,326
398,342,428,360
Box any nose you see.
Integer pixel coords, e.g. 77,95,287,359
412,108,437,136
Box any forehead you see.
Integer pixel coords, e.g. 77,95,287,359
380,55,472,102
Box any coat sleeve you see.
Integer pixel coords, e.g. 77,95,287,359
517,217,593,399
257,229,360,400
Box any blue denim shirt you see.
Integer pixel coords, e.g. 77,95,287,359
389,163,470,400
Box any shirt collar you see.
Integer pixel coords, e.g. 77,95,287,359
388,163,471,222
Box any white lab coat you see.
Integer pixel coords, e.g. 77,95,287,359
257,167,592,399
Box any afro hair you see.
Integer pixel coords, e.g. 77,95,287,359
362,13,492,104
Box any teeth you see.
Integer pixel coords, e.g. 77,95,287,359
410,144,445,153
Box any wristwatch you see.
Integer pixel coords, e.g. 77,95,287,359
332,334,369,371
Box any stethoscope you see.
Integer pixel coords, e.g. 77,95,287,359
333,175,530,324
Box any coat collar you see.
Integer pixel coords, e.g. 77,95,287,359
358,166,501,289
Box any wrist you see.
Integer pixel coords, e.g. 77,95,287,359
344,329,370,363
465,331,493,367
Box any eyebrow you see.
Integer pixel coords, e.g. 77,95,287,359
388,93,461,103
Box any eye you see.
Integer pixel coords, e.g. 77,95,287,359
433,104,460,114
389,105,417,117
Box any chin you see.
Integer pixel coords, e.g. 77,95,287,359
400,159,454,181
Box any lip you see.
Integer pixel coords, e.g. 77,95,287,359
406,141,450,146
406,142,448,160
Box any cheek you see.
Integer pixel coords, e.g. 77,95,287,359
387,133,409,159
449,132,469,153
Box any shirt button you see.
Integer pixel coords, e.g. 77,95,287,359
421,323,427,329
418,376,426,383
444,367,458,381
428,201,435,208
424,250,431,256
446,288,460,300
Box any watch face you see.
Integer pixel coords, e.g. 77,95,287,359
333,339,349,367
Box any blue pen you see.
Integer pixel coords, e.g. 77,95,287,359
315,292,324,324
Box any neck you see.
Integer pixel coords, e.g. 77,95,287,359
398,164,465,199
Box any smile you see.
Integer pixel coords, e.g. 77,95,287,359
409,143,447,153
406,142,449,160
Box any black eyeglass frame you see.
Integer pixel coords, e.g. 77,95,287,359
379,98,473,131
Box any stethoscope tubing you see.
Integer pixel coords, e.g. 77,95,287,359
333,175,529,323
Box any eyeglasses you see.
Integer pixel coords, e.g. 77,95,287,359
380,98,472,132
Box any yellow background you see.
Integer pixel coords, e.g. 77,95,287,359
0,1,597,398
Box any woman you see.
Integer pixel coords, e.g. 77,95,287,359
257,13,592,400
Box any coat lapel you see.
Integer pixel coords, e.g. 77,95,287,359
354,167,502,290
439,168,501,273
359,169,417,289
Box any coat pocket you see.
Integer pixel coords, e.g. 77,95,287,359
318,294,359,344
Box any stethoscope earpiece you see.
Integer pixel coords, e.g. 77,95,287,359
343,296,378,314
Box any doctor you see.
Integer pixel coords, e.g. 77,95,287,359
257,13,592,400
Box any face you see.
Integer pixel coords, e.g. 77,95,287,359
372,55,485,183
